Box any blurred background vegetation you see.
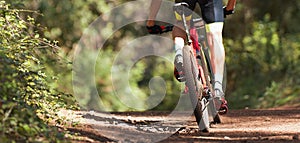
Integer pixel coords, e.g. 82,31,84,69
1,0,299,141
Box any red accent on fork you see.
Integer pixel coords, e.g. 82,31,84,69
190,28,200,52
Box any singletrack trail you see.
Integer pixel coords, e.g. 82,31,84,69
58,106,300,143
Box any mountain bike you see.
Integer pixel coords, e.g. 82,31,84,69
158,2,223,132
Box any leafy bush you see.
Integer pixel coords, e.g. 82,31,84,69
0,1,77,141
225,14,300,109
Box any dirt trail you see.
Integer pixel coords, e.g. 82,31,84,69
58,106,300,143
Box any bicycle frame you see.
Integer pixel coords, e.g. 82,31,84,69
174,3,210,94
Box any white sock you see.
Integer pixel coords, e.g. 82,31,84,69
214,74,223,91
174,37,184,56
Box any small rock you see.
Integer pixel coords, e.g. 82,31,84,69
224,136,231,140
264,117,271,121
293,134,300,140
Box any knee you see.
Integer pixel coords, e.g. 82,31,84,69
172,26,186,40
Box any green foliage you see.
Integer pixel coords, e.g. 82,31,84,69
71,47,181,111
0,1,77,141
21,0,115,49
22,0,300,110
259,80,300,108
225,12,300,109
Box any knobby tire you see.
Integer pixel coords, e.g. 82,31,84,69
182,45,210,132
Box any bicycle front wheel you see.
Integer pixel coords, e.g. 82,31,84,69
182,45,210,132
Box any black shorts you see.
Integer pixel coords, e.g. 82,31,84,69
175,0,224,24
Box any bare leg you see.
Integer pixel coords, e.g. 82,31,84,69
172,21,187,52
206,23,225,94
172,21,190,82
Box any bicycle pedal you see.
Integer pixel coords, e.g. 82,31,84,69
218,110,227,115
203,88,213,100
218,106,228,115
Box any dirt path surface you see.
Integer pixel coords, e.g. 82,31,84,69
58,106,300,143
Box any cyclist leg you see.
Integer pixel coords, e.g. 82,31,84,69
173,0,197,82
199,0,228,113
172,24,186,82
199,0,224,92
206,23,225,94
173,0,196,56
